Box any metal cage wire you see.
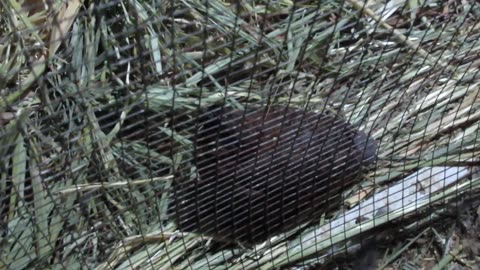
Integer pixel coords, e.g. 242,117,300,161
1,0,480,269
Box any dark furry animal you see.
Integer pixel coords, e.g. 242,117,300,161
170,105,377,246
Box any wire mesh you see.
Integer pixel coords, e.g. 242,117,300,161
1,0,480,269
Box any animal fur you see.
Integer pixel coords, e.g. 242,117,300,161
170,105,377,245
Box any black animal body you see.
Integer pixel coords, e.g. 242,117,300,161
170,105,377,246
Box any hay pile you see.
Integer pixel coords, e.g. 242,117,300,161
1,0,480,269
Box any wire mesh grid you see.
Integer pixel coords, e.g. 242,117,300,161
1,0,480,269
